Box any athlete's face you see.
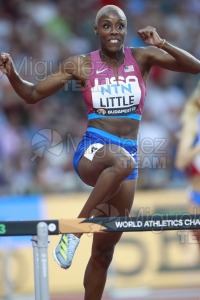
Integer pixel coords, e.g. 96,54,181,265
95,10,127,53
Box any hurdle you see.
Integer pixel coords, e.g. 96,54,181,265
1,213,200,300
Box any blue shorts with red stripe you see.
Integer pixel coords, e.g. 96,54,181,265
73,127,138,180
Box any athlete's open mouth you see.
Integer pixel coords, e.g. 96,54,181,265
108,39,120,44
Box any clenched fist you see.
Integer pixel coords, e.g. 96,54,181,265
137,26,165,48
0,52,15,77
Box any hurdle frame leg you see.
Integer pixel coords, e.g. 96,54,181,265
32,235,40,300
32,222,50,300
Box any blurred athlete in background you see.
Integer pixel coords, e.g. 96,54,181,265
176,80,200,249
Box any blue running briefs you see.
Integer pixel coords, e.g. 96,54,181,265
73,127,138,181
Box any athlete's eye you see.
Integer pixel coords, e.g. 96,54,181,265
103,23,110,29
118,23,125,30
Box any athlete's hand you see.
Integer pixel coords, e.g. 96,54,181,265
0,52,15,77
137,26,164,48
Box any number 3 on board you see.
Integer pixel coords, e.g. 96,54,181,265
0,224,6,234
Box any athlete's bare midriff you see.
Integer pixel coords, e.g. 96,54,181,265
88,118,139,140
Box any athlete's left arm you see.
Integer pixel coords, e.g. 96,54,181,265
137,26,200,74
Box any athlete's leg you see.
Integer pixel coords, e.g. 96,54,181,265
77,144,136,220
83,179,136,300
53,143,136,269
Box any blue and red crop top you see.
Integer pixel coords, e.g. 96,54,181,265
82,47,146,121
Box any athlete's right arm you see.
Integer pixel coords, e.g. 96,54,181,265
0,52,75,104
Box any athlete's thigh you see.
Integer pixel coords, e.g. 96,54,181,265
78,143,133,186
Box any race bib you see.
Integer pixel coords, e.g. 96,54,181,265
91,76,141,116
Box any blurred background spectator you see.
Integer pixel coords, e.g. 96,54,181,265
0,0,199,194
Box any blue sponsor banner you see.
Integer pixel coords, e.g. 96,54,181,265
0,195,45,248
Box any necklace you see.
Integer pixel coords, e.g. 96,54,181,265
100,50,124,66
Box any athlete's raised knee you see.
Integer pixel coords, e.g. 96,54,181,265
111,152,136,180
